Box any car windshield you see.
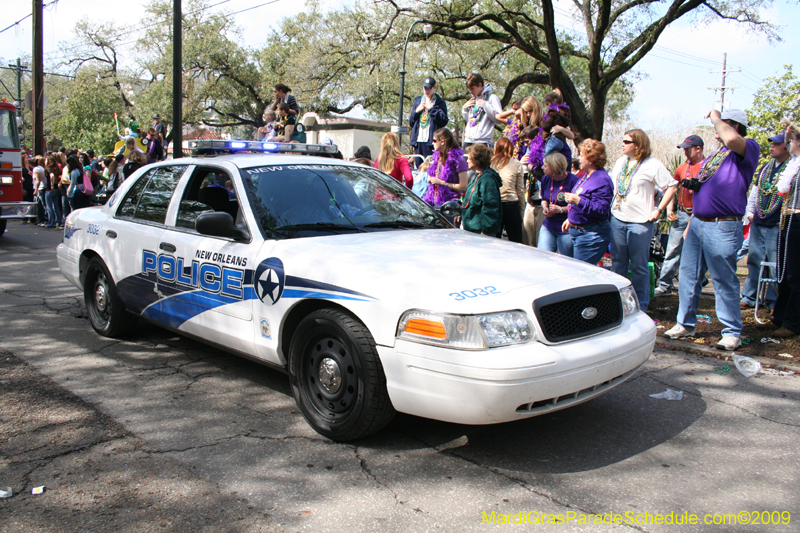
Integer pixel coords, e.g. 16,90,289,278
240,163,448,239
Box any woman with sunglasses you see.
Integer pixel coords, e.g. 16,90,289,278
424,128,468,208
608,129,676,312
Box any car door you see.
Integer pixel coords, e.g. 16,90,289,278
105,164,188,316
150,164,258,356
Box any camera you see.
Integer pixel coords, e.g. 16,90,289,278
681,178,702,192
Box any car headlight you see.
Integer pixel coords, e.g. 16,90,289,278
397,310,535,349
619,285,639,316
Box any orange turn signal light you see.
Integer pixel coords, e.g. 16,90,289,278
0,162,11,169
404,318,447,339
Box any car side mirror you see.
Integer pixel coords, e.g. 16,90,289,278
196,212,250,241
438,200,462,218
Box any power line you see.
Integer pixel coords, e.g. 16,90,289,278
0,0,61,35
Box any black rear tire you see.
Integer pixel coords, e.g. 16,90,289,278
289,308,394,441
0,219,6,236
84,257,135,337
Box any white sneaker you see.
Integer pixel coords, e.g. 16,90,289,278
716,336,741,351
653,286,672,297
664,324,695,339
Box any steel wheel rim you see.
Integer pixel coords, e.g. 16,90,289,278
303,336,358,420
89,272,110,326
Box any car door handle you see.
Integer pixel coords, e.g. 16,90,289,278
160,242,176,253
106,230,117,239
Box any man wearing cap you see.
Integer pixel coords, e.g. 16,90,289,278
152,114,166,160
409,76,448,167
664,109,760,351
654,135,705,297
740,132,790,310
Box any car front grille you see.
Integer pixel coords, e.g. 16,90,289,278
533,284,623,343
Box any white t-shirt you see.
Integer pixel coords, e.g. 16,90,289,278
417,107,432,143
609,156,674,223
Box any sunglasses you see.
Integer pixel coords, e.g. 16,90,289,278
622,140,635,145
433,139,443,144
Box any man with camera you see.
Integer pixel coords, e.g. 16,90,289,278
654,135,705,297
664,109,760,351
739,132,790,311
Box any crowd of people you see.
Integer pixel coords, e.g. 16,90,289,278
19,114,165,229
359,72,800,347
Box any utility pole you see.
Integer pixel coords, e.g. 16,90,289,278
32,0,45,154
708,53,740,111
7,59,29,118
172,0,182,158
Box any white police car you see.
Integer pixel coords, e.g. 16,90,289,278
58,140,655,441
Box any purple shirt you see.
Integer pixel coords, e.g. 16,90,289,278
568,168,613,226
693,139,759,218
542,172,581,233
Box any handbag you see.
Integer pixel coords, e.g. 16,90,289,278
82,170,95,196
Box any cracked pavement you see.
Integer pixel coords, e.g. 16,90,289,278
1,220,799,532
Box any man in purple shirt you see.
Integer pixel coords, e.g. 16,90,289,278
664,108,760,351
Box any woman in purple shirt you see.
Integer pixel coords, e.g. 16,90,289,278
539,152,580,256
561,139,614,265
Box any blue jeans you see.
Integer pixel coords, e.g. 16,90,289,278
610,216,654,312
570,220,611,266
44,190,62,228
61,192,72,225
658,210,690,291
740,222,779,308
677,218,743,337
538,225,573,257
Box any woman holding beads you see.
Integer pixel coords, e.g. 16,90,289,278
608,129,676,312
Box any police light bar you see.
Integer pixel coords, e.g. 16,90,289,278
188,139,338,155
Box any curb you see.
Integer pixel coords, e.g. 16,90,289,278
655,337,800,373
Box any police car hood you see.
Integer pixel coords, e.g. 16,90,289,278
266,229,627,313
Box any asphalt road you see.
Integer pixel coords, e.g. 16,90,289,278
1,220,798,532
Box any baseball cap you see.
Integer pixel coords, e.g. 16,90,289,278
720,108,748,128
677,135,704,149
422,76,436,88
768,133,786,144
153,113,160,119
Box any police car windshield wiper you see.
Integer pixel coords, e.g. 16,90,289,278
276,222,365,233
363,220,430,229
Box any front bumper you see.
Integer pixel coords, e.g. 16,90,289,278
378,311,655,425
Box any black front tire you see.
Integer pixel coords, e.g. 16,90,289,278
289,309,394,441
0,219,6,236
84,257,134,337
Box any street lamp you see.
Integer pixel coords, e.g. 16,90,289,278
396,21,432,146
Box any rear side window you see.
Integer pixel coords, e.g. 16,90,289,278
116,166,187,224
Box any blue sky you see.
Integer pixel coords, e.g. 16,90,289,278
1,0,796,132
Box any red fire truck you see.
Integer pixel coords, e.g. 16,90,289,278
0,100,35,236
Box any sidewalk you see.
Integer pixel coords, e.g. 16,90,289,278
0,351,281,533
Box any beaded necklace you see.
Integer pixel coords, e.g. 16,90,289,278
419,95,432,129
613,156,642,209
467,89,490,128
549,174,566,203
778,165,800,283
697,146,731,182
755,158,789,218
568,170,593,212
434,157,443,204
